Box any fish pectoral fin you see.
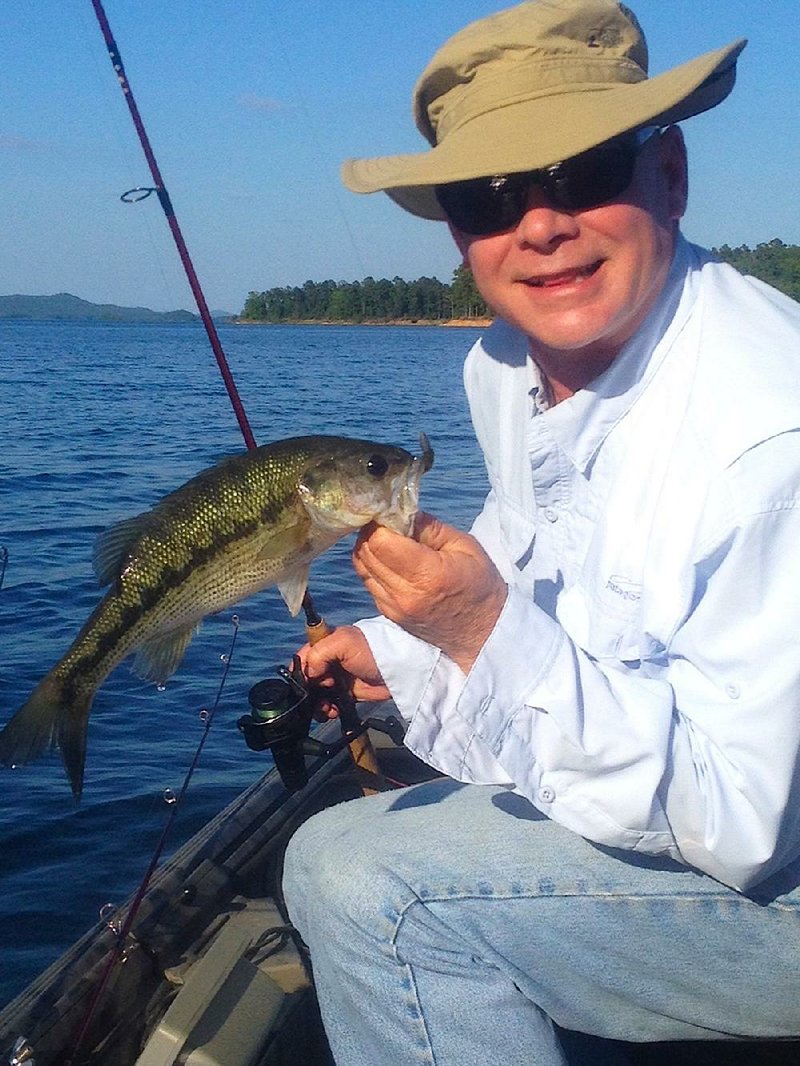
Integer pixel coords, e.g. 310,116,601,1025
253,517,311,564
132,622,200,684
276,564,311,617
254,520,314,616
93,513,151,586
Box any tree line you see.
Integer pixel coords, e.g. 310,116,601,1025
712,239,800,302
240,265,489,323
239,241,799,323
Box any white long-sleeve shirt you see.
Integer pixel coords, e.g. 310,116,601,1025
359,236,800,891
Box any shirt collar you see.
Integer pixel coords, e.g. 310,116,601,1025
531,235,699,473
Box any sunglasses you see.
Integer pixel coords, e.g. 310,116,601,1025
435,127,660,236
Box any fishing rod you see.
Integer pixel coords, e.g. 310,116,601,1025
90,0,257,452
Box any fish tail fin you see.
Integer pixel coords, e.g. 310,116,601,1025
0,674,92,801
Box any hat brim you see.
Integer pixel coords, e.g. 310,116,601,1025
341,39,745,221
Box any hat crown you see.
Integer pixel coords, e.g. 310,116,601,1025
340,0,744,222
415,0,650,146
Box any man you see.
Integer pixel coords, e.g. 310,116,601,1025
282,2,800,1063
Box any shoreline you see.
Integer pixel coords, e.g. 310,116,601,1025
229,317,492,328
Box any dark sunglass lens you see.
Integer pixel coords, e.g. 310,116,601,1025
437,132,646,228
548,138,638,211
436,174,529,235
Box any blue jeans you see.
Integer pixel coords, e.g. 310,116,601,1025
282,778,800,1066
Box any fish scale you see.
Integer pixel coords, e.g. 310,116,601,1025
0,433,433,798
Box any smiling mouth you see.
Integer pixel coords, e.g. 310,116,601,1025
525,261,603,287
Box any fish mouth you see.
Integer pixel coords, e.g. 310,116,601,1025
380,432,434,535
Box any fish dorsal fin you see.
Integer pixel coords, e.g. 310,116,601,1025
276,564,311,617
93,513,150,586
132,622,200,684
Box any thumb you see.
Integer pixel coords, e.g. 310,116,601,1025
412,510,456,549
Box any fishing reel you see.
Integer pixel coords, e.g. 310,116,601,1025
237,656,406,791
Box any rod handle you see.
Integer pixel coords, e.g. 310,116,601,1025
305,617,384,795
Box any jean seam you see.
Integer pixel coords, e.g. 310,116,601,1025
389,898,439,1066
395,888,752,904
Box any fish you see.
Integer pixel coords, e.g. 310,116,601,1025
0,433,433,799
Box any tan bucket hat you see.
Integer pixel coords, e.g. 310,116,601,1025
341,0,746,221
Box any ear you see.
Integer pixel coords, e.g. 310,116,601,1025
658,125,689,222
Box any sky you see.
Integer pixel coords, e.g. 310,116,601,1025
1,0,798,314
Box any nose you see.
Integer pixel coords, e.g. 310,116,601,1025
513,184,580,249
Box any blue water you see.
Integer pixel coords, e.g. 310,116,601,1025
0,319,489,1007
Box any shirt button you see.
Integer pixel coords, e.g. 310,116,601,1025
538,786,555,804
544,508,558,523
725,683,740,699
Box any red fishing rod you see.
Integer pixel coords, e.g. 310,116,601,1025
89,0,368,716
90,0,257,452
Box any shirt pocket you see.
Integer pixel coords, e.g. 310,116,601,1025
556,578,646,665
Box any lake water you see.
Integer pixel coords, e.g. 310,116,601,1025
0,319,489,1007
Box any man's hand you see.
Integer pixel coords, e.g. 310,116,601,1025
297,625,391,719
353,512,508,674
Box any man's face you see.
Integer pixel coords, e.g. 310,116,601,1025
450,127,688,397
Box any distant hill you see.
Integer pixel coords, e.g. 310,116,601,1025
0,293,199,323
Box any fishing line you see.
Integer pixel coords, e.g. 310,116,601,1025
62,615,241,1066
89,0,257,452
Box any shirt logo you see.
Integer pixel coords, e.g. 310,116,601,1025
605,575,641,602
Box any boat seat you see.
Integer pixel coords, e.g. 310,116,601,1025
135,900,308,1066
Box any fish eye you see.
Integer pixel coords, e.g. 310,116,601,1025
366,454,389,478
